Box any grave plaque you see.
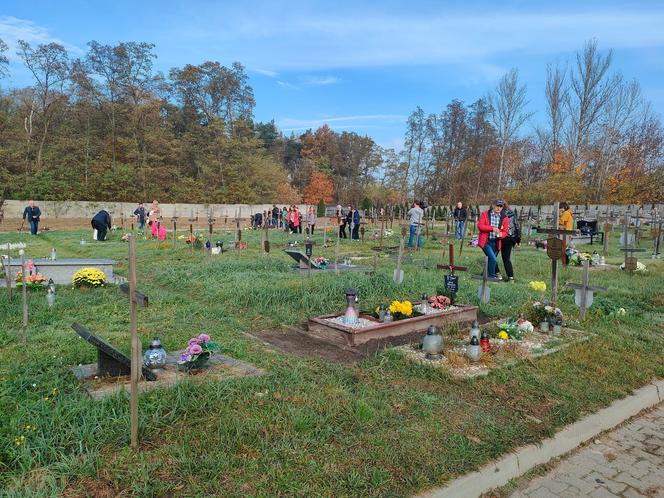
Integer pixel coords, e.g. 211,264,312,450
444,274,459,293
546,237,563,260
71,323,156,381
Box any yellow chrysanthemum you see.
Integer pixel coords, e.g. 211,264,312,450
498,330,509,340
72,268,106,287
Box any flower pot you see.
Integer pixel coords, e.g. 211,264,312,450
552,324,562,336
539,321,549,333
178,352,211,372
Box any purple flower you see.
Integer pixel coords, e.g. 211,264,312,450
189,344,203,355
188,338,200,346
198,333,210,343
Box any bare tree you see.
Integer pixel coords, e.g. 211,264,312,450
489,68,532,193
0,38,9,80
545,63,567,161
565,40,617,168
17,40,71,169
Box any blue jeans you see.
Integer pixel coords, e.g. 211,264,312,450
138,220,145,230
456,221,465,240
29,220,39,235
408,224,422,248
482,239,499,277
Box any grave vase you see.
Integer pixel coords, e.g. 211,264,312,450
552,324,562,336
178,352,211,372
539,320,550,333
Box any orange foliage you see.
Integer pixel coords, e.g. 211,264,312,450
303,171,335,204
548,150,572,174
301,124,337,161
277,182,302,204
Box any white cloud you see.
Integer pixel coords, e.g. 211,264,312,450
189,7,664,74
302,75,340,86
0,16,82,61
254,68,278,77
278,114,406,131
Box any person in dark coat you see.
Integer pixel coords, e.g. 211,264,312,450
133,202,147,230
91,210,112,241
23,200,42,235
351,206,361,240
453,202,467,240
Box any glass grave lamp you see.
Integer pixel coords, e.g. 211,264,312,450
470,320,481,341
467,335,482,363
420,293,431,314
378,304,387,322
216,240,223,249
422,325,443,360
342,288,359,325
143,337,167,369
46,278,56,307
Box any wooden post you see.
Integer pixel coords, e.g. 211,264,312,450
335,225,341,275
379,213,385,251
128,235,140,450
1,255,12,300
603,222,611,257
172,218,177,249
20,253,28,343
393,238,405,284
579,261,589,320
551,202,560,306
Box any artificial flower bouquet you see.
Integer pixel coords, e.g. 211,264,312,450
15,261,46,290
313,256,329,268
178,333,219,372
428,294,451,310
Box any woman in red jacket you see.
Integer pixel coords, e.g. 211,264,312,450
477,199,509,279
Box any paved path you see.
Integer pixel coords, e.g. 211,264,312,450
509,403,664,497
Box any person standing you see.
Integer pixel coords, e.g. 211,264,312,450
133,202,147,230
296,207,303,234
337,205,347,238
477,200,509,279
453,201,467,240
22,200,41,235
352,206,361,240
282,207,288,231
307,206,317,236
499,201,520,282
407,200,424,249
559,202,574,266
272,205,279,227
91,209,112,241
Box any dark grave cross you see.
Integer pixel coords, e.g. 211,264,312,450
535,202,577,305
472,255,502,304
632,211,647,246
120,212,125,229
207,211,216,256
437,243,467,304
360,226,365,242
261,223,270,255
564,260,607,320
125,235,150,449
171,215,178,248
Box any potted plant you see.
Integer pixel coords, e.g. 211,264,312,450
72,267,106,289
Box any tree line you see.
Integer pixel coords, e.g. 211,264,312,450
0,38,661,206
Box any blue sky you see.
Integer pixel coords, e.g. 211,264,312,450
1,0,664,149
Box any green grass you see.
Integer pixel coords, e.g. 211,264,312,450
0,226,662,497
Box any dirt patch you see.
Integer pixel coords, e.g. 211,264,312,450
249,327,366,364
62,477,120,498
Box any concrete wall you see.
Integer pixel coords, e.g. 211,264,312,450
1,199,662,220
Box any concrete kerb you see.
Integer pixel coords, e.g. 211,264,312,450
416,378,664,498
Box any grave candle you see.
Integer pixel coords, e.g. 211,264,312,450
422,325,443,360
480,329,490,352
470,320,481,341
467,335,482,362
46,279,56,307
143,337,167,369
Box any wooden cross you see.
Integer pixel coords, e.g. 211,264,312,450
652,218,662,258
535,202,577,305
621,211,645,247
437,243,467,303
472,255,502,304
564,260,607,320
123,235,149,450
1,254,12,300
261,223,269,255
602,222,612,257
379,210,385,251
207,211,216,255
20,251,28,342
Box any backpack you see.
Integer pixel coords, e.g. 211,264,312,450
505,210,520,241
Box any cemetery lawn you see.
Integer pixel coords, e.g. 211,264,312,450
1,228,663,497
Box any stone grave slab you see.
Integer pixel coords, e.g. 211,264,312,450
1,258,118,287
73,348,263,400
396,319,589,379
285,249,370,273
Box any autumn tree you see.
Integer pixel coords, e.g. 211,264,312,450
303,170,335,204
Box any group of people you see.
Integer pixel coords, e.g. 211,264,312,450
249,206,318,236
477,199,521,281
335,205,361,240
